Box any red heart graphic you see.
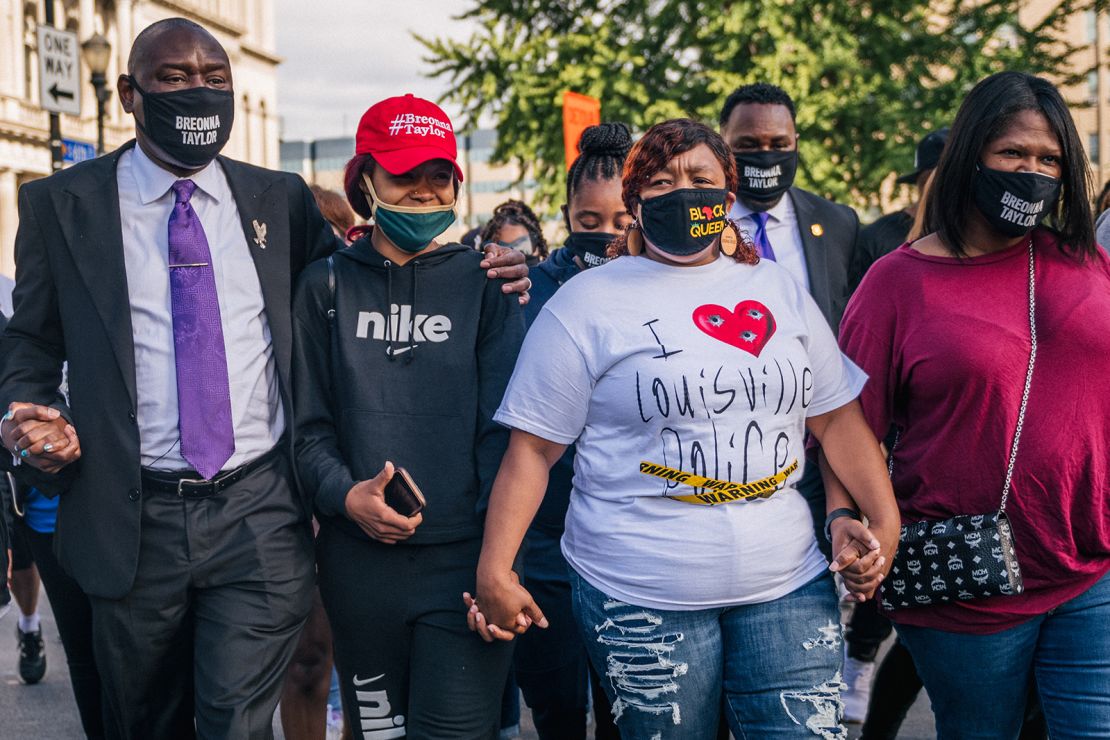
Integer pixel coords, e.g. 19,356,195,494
692,300,777,356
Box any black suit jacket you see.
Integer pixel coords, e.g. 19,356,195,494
786,187,861,334
0,141,338,598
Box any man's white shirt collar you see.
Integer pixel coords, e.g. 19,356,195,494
729,191,795,225
130,143,224,206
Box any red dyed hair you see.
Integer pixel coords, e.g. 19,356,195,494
608,119,756,264
344,153,376,221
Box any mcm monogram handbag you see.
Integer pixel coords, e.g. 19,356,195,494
879,244,1035,610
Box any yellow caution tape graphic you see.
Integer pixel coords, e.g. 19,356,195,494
639,459,799,505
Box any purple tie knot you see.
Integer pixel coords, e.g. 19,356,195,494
172,179,197,205
752,211,769,229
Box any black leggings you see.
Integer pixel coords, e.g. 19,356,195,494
21,524,105,739
317,525,513,739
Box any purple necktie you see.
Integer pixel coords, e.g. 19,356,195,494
168,179,234,479
749,211,777,261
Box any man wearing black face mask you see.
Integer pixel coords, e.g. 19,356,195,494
719,83,861,333
720,83,862,564
0,18,338,738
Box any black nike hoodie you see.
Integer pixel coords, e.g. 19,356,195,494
293,235,524,544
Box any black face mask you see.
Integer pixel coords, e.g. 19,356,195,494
564,231,616,268
973,165,1061,238
639,188,730,257
733,150,797,203
129,77,234,169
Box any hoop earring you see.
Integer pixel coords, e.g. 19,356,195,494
720,222,739,256
627,223,643,256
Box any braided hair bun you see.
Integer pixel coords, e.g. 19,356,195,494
568,123,634,202
578,123,633,158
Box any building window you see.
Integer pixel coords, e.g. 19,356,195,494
1090,71,1100,103
1090,133,1100,164
1088,9,1099,43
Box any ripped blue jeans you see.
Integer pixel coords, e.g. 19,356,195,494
570,569,845,739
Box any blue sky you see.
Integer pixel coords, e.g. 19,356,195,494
274,0,476,141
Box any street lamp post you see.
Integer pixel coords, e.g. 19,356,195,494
81,33,112,156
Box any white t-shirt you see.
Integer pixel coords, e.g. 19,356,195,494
495,255,866,610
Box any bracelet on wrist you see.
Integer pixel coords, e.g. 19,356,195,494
824,507,861,544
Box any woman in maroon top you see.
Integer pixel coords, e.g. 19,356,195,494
831,72,1110,737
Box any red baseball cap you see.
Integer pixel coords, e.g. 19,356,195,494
355,94,464,181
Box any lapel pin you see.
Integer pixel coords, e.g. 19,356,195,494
810,223,824,237
252,219,268,249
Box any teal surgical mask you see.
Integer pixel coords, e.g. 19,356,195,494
363,174,457,253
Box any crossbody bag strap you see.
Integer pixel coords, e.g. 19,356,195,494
998,242,1037,514
887,241,1036,515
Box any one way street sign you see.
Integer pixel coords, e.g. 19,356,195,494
37,25,81,116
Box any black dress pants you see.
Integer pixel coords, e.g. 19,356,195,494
89,453,314,740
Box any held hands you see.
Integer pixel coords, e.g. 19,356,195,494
343,461,422,544
1,403,81,474
828,517,892,602
480,246,531,305
463,570,549,643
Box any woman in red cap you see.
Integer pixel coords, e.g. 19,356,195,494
292,94,524,739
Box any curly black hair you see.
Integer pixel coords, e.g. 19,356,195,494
480,200,549,259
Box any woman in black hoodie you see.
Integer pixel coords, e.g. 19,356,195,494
292,94,525,739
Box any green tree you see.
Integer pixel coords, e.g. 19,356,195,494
419,0,1087,211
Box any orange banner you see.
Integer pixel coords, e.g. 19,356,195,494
562,91,601,171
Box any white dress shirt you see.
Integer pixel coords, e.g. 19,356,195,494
117,145,284,471
730,195,811,292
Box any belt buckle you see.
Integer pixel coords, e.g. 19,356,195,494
176,477,210,498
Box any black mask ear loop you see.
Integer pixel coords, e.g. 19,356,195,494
126,75,153,137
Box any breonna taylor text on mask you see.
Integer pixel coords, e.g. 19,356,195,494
744,164,782,190
999,191,1044,228
175,114,221,146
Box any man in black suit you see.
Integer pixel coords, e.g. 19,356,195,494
719,83,862,559
0,18,525,739
720,83,860,332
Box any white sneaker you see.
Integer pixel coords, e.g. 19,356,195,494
841,655,876,723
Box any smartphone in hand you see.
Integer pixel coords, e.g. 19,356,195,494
384,467,426,517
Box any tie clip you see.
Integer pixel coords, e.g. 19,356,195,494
168,262,209,268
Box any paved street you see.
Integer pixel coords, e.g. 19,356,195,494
0,587,935,739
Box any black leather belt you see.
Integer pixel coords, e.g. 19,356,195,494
141,446,283,499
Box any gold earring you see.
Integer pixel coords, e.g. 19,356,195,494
720,223,739,256
627,223,643,256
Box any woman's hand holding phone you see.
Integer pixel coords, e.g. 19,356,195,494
344,461,423,544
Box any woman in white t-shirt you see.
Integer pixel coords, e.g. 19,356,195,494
469,119,900,738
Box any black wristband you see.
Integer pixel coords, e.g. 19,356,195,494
824,508,861,544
